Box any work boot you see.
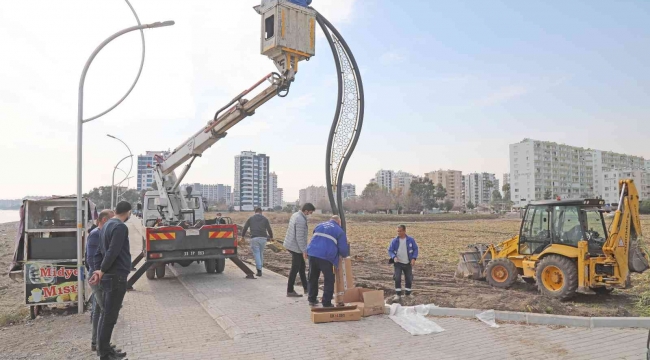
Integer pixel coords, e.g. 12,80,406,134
96,344,119,356
322,303,334,308
308,300,318,307
391,294,402,303
287,291,303,298
257,269,262,277
111,348,127,358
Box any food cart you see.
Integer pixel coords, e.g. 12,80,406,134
11,196,96,319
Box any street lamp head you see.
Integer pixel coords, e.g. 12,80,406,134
148,20,175,29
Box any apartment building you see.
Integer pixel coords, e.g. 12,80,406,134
275,188,284,208
601,168,650,204
374,170,415,193
299,186,328,206
269,172,278,209
182,183,232,204
463,173,500,206
425,169,463,207
503,173,510,188
342,183,357,200
374,170,394,190
234,151,270,210
509,139,645,206
137,150,170,191
589,150,645,198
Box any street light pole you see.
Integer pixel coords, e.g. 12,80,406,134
76,20,174,314
111,155,133,209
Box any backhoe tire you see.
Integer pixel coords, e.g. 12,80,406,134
216,258,226,274
205,259,217,274
536,255,578,300
485,258,518,289
146,267,156,280
155,265,166,279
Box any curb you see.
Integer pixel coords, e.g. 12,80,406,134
168,265,246,340
384,305,650,329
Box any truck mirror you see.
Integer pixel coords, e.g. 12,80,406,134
137,203,142,211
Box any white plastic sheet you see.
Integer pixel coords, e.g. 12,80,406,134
475,309,500,328
388,304,445,336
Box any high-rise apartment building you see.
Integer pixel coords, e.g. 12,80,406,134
234,151,270,210
601,168,650,204
299,186,328,206
342,183,357,200
509,138,645,206
589,150,645,198
137,150,170,191
269,172,278,210
463,173,500,206
374,170,394,190
503,173,510,188
425,169,463,207
374,170,414,193
275,188,284,208
510,139,593,205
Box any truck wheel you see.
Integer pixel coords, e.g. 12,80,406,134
216,258,226,274
536,255,578,300
485,258,518,289
156,265,166,279
205,259,217,273
146,267,156,280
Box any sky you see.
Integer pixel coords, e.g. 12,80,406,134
0,0,649,201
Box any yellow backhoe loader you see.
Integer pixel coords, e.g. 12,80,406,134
457,179,649,300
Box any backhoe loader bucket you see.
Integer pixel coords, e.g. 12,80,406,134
455,244,491,280
629,239,650,274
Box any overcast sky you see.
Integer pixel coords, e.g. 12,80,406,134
1,0,649,201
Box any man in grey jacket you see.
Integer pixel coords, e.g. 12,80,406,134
283,203,315,297
242,208,274,277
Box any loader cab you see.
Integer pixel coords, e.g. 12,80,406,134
519,199,608,256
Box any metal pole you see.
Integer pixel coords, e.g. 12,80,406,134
108,134,133,188
76,20,174,314
111,155,133,209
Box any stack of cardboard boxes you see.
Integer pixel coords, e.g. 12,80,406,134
310,257,385,324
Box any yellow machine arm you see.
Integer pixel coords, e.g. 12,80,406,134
604,179,649,280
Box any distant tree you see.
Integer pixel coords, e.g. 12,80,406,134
544,189,552,200
466,201,475,210
316,198,331,213
84,185,138,210
443,199,454,212
409,178,437,210
402,193,424,214
361,183,382,199
283,205,294,213
273,205,283,211
435,183,447,202
502,183,510,193
492,190,503,202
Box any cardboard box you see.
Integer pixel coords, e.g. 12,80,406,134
334,257,354,304
342,287,385,317
311,308,362,324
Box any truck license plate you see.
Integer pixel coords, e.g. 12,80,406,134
185,229,200,236
183,251,205,257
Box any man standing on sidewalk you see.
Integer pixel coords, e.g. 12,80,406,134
86,209,114,353
388,224,419,301
306,215,349,307
283,203,315,297
90,201,132,360
241,208,273,277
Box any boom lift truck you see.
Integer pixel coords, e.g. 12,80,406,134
128,1,319,286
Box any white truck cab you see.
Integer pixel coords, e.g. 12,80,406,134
142,189,206,227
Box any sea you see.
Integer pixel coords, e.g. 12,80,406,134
0,209,20,224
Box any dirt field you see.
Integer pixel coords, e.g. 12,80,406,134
230,212,650,317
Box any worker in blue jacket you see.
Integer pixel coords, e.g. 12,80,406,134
306,215,349,307
388,224,419,300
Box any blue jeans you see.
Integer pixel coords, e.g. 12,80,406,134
98,274,127,357
90,283,104,346
251,237,267,270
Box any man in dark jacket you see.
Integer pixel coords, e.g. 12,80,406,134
90,201,132,360
86,209,114,353
241,208,273,277
387,224,419,301
306,215,349,307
